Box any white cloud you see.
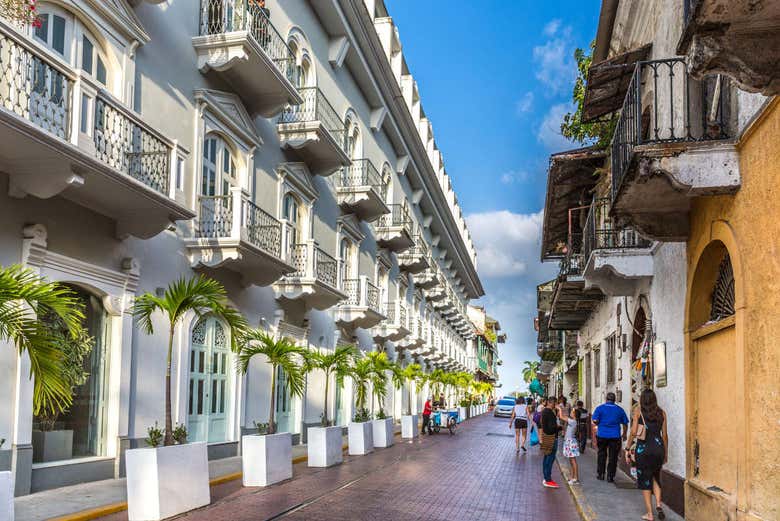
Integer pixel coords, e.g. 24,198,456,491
533,21,575,94
543,19,561,37
467,210,547,279
537,102,575,151
499,170,530,185
515,92,534,115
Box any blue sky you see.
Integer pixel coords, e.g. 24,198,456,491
385,0,601,392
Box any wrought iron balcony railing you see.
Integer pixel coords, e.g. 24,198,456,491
198,0,296,84
278,87,346,151
378,203,412,229
0,28,176,196
583,198,652,262
286,241,339,289
384,300,408,328
335,158,387,199
611,57,731,203
196,190,282,257
341,277,382,314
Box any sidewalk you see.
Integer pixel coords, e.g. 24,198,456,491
14,427,398,521
556,447,683,521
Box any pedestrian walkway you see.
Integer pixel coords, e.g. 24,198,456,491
31,414,578,521
556,447,683,521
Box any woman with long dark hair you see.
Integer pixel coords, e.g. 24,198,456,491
626,389,668,520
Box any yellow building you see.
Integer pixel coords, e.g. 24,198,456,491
685,98,780,521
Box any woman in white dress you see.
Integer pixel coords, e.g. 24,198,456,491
562,407,581,484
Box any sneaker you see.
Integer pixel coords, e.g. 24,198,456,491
543,480,560,488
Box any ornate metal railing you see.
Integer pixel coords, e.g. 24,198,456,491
197,195,233,238
336,158,387,199
0,30,73,139
583,198,652,262
611,57,731,203
341,277,381,313
560,252,584,277
94,96,170,194
198,0,296,84
196,193,283,257
0,28,175,196
400,236,429,259
342,279,361,306
279,87,345,150
314,246,338,288
289,243,308,276
378,203,412,228
243,198,282,257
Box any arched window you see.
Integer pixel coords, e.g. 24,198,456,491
288,38,312,89
201,134,237,197
282,192,302,247
381,164,392,203
710,253,735,322
344,117,361,160
377,266,388,308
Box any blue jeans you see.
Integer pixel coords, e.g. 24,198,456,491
542,437,558,481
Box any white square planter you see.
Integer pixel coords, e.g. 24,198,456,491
348,422,373,455
0,471,13,521
459,406,467,423
371,418,394,448
126,442,210,521
401,415,418,438
307,426,342,467
242,432,292,487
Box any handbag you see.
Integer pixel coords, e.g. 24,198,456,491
636,410,647,442
530,426,539,446
539,432,556,455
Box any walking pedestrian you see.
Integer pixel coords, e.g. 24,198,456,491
562,408,581,484
625,389,668,521
508,396,529,452
592,392,628,482
557,396,571,428
421,396,433,435
540,396,562,488
575,400,589,453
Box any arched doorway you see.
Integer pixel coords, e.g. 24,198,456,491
687,241,737,514
630,306,647,410
188,316,232,443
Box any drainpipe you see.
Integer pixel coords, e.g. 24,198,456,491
593,0,619,64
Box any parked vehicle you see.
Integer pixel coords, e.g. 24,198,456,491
493,398,516,418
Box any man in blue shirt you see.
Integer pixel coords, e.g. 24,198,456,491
591,392,628,482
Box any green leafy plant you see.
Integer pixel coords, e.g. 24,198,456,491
303,344,356,427
375,408,388,420
390,362,422,416
133,275,248,446
253,421,270,435
36,321,94,431
349,356,381,417
560,42,617,149
366,351,391,416
522,360,540,384
352,408,371,423
171,424,188,445
146,423,164,448
238,331,306,435
0,264,86,416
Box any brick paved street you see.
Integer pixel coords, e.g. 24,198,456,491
98,414,579,521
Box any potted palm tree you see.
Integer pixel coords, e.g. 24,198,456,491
237,331,306,486
303,343,356,427
128,276,246,520
345,354,379,456
367,352,394,448
391,362,422,439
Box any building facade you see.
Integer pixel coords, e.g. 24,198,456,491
536,1,777,519
0,0,484,496
467,306,503,385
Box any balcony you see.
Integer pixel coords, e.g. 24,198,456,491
277,87,350,176
273,240,346,310
0,27,193,239
396,316,423,350
193,0,302,117
424,285,446,303
334,159,389,222
678,0,780,95
375,204,414,252
334,276,386,330
412,268,437,289
610,58,737,241
372,300,410,342
582,199,654,296
185,188,294,286
548,248,603,331
397,236,430,273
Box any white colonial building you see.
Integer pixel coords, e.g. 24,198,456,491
0,0,483,496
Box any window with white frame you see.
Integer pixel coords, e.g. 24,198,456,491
606,333,617,384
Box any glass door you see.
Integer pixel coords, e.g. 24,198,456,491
188,317,232,443
275,366,296,433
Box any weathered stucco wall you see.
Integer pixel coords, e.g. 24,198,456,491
687,98,780,521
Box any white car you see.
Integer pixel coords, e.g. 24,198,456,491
493,398,517,418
